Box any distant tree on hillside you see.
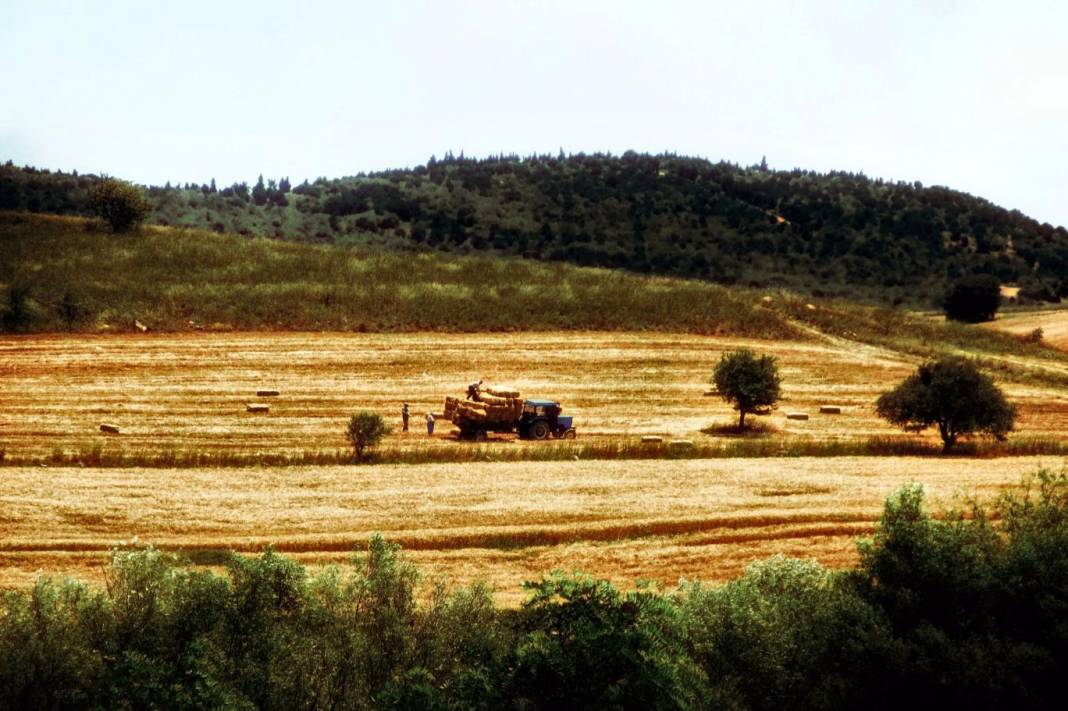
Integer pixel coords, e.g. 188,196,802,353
943,275,1001,323
251,175,267,206
876,357,1015,452
88,179,151,232
712,349,782,429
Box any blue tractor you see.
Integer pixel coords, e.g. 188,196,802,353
519,399,576,440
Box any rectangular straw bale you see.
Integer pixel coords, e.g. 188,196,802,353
99,423,120,434
819,405,842,414
640,435,663,445
256,390,280,397
485,387,520,398
246,403,270,413
786,412,809,421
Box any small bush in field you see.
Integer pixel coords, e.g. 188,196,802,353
89,179,151,232
347,411,391,462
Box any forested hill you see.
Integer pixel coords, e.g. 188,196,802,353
3,153,1067,305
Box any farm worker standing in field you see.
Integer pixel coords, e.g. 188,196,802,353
426,412,435,435
402,403,410,432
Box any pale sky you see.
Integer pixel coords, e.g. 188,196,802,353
3,0,1066,227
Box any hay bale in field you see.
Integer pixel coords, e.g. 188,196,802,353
256,390,280,397
641,435,664,445
668,439,694,449
786,412,809,421
703,389,718,397
99,423,120,434
818,405,842,415
246,403,270,413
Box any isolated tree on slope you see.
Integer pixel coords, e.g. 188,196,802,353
876,357,1015,452
89,178,151,232
713,349,782,430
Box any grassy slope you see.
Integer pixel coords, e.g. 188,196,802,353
2,210,1066,385
0,212,794,337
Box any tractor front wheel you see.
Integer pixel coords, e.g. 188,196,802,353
562,428,577,440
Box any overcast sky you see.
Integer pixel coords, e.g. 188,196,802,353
3,0,1065,226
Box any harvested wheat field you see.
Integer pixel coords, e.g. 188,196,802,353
0,456,1062,605
3,331,1068,460
985,307,1068,351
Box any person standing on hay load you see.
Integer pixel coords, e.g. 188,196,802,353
467,379,483,401
426,411,435,436
402,402,410,432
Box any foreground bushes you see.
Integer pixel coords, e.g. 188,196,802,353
3,472,1068,709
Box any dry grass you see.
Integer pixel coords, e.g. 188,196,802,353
0,456,1062,606
3,331,1068,462
983,307,1068,351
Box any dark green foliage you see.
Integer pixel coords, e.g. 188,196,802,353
511,573,705,710
347,411,391,462
56,290,90,331
678,556,891,710
4,155,1067,304
88,178,152,232
850,474,1068,709
712,349,782,428
4,476,1068,710
943,274,1002,322
1,282,33,332
876,357,1016,451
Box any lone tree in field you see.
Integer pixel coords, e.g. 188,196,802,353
347,411,391,463
89,178,152,232
712,349,782,430
876,357,1015,453
943,274,1001,323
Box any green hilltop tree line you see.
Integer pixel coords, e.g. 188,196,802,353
3,153,1067,305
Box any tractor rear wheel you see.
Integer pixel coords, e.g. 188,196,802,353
529,420,551,440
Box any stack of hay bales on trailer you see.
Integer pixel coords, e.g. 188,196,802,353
445,386,524,427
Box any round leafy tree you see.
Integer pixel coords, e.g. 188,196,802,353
346,411,391,462
942,274,1001,323
712,349,782,429
876,357,1015,452
89,178,152,232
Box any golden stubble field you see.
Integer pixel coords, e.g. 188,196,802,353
1,457,1063,605
3,331,1068,457
984,307,1068,351
2,331,1068,603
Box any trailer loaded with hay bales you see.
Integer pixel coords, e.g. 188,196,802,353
443,385,576,441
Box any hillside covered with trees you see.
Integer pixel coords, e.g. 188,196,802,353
4,153,1067,305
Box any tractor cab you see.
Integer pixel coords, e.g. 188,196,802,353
520,399,575,440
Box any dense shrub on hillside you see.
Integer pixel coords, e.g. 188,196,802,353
3,473,1068,709
88,178,152,232
943,274,1002,322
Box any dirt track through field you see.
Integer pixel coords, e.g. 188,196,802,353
1,456,1062,604
3,331,1067,460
